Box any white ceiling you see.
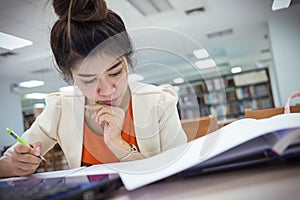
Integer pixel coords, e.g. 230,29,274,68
0,0,295,109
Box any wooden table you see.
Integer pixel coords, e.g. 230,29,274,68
110,159,300,200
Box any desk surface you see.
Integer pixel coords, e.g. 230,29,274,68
111,160,300,200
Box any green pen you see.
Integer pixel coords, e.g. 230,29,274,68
6,128,46,161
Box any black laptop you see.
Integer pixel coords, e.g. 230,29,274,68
0,173,123,200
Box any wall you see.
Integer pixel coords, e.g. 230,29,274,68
268,4,300,106
0,77,24,151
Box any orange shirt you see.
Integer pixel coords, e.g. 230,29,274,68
81,100,138,166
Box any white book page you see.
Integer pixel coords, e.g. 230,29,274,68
32,166,87,178
0,176,28,183
0,167,87,182
113,113,300,190
68,163,117,177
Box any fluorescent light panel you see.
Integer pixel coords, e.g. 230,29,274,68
59,86,75,92
195,59,216,69
173,77,184,84
0,32,33,50
19,80,44,88
25,93,47,99
231,67,242,74
34,103,45,108
272,0,291,11
193,49,209,59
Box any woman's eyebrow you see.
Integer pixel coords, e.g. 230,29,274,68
77,60,122,77
107,60,122,72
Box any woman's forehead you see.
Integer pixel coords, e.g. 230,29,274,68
75,55,122,75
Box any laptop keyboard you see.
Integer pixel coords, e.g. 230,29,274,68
0,184,81,200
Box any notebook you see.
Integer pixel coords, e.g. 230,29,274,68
0,173,123,200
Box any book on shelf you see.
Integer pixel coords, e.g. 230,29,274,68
205,79,215,91
193,82,206,93
226,90,237,101
254,84,270,97
235,87,250,100
233,70,268,86
3,113,300,191
213,78,224,90
203,94,211,104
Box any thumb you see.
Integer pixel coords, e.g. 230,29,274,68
30,141,42,157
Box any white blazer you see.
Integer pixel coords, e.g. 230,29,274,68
4,81,187,168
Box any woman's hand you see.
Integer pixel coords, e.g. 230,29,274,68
11,141,43,176
86,104,126,144
86,104,145,161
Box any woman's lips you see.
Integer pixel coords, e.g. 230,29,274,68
97,98,118,106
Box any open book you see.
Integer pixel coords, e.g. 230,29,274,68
3,113,300,191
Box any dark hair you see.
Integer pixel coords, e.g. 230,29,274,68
50,0,133,83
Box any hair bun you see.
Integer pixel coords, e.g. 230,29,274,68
52,0,108,22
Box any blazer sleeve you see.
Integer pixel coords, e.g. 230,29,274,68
3,93,62,157
158,85,187,151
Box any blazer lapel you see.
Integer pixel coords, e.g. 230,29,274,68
59,88,85,168
129,82,161,157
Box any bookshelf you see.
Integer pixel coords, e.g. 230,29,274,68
178,68,274,120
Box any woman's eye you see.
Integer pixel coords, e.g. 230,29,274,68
109,69,123,77
83,78,97,84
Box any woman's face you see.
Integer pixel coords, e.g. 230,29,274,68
72,56,129,107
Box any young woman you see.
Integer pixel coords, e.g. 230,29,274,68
0,0,187,178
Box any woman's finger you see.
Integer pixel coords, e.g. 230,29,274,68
12,152,41,164
30,141,43,157
97,113,113,126
94,107,113,120
11,149,42,176
85,103,108,111
14,143,32,154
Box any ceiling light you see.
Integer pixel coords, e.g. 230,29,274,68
127,0,173,16
34,103,45,109
173,78,184,84
25,93,48,99
231,67,242,74
0,32,33,50
18,80,44,88
128,73,144,82
195,59,216,69
272,0,291,11
193,49,209,59
59,86,75,93
19,80,44,88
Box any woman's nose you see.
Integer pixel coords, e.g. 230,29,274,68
96,78,115,96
